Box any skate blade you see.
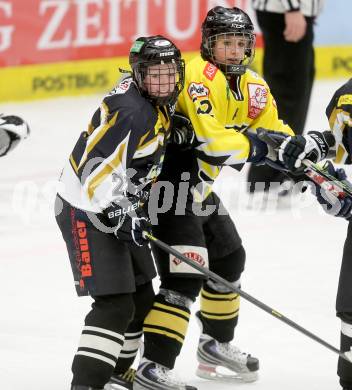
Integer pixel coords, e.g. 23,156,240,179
196,363,258,383
104,382,131,390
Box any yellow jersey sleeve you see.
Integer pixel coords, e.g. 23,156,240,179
245,71,294,137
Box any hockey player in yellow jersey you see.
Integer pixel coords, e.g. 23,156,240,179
175,6,294,202
54,35,185,390
132,6,295,390
278,79,352,390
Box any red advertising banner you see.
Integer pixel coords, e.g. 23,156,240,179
0,0,256,67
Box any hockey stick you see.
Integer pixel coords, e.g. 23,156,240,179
144,231,352,363
301,159,352,199
256,128,352,199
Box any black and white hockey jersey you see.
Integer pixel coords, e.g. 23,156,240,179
58,75,171,212
326,78,352,165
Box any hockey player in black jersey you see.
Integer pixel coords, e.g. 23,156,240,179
0,114,29,157
278,79,352,390
54,35,185,390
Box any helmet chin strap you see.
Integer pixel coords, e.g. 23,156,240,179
209,58,247,77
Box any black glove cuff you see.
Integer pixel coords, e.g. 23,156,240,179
247,132,268,164
171,112,195,148
321,130,336,148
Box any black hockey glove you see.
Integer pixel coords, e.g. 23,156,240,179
0,114,30,157
278,131,335,172
312,161,352,220
170,112,195,149
247,129,288,171
104,197,152,246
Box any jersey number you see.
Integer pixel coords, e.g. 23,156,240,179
196,100,212,115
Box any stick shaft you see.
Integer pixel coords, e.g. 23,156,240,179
146,232,350,363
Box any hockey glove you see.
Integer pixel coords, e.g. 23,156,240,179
170,112,195,149
278,131,335,172
247,129,288,171
312,161,352,220
104,197,152,246
0,114,30,157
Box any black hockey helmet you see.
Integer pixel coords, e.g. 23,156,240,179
201,6,255,76
129,35,185,106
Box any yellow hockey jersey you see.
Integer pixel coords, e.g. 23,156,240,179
176,55,294,201
326,78,352,165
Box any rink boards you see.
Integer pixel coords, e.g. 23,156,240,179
1,46,352,103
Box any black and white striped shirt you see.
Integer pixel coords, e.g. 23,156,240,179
252,0,324,17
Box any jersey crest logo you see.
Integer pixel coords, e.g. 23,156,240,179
188,82,209,100
203,62,218,81
247,83,268,119
109,77,133,95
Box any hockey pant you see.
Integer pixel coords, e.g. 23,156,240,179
55,195,156,297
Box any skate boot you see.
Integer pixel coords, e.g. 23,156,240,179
133,358,197,390
196,333,259,382
71,386,103,390
104,368,136,389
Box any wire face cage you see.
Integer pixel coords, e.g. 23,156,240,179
206,32,256,76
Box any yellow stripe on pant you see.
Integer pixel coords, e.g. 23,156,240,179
143,301,190,345
200,288,240,320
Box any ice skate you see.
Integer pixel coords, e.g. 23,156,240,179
104,367,136,389
133,358,197,390
71,386,103,390
196,333,259,382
